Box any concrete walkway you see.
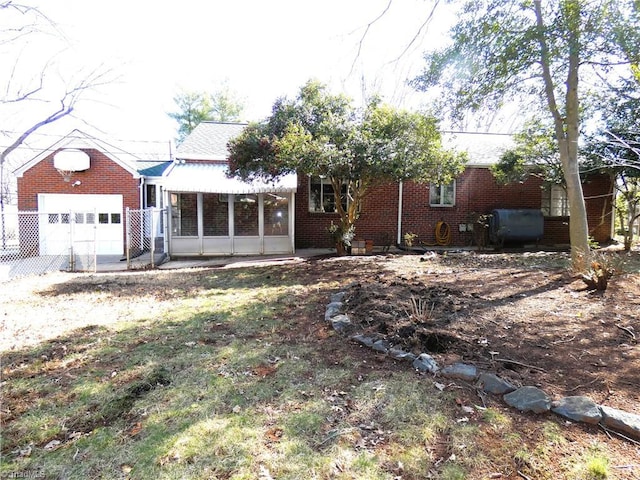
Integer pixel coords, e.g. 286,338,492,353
94,248,336,273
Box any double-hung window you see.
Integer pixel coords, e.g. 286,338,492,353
541,184,569,216
429,181,456,207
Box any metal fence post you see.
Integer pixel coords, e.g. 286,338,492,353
150,208,156,268
68,211,75,272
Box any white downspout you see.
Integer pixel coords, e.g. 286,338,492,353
290,193,296,253
397,181,403,246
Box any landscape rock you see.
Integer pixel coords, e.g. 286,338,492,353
388,348,416,362
441,363,478,382
372,339,390,353
600,405,640,440
325,302,344,321
330,292,347,303
413,353,439,373
551,396,602,424
477,372,516,395
351,334,375,348
503,386,551,413
329,314,352,333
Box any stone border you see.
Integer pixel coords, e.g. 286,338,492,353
325,292,640,443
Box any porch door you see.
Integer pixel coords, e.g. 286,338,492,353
232,194,260,253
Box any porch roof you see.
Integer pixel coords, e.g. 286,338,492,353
163,162,297,194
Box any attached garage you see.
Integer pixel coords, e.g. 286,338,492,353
37,194,124,255
15,130,144,260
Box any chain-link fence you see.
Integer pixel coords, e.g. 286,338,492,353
125,207,167,269
0,207,167,281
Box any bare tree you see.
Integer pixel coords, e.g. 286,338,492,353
0,1,114,246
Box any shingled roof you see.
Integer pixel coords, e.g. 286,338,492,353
175,122,247,161
173,123,513,167
442,131,515,166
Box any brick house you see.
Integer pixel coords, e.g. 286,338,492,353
295,132,614,249
14,125,615,259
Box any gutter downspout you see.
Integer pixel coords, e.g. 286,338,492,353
397,181,403,246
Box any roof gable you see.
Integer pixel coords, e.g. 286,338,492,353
13,130,141,178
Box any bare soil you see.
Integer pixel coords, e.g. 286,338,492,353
339,250,640,415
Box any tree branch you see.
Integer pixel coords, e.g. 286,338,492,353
349,0,393,77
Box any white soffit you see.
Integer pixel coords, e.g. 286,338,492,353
164,163,297,194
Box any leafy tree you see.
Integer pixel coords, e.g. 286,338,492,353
169,86,244,143
491,119,563,186
228,80,466,251
413,0,638,270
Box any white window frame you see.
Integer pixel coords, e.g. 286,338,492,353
429,181,456,207
308,176,349,213
541,184,570,217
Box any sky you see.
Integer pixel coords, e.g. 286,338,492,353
2,0,456,161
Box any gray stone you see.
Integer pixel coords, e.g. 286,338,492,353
388,348,416,362
600,405,640,440
413,353,439,374
477,372,516,395
551,396,602,424
330,314,352,333
325,302,344,321
372,339,390,353
503,386,551,413
330,292,347,303
441,363,478,382
351,334,375,348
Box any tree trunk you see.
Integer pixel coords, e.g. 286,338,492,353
534,0,590,271
561,141,591,270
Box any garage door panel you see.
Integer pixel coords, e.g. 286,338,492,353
38,194,124,255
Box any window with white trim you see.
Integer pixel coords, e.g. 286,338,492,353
309,177,348,213
541,184,569,216
429,181,456,207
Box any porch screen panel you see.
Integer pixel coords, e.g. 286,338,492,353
233,194,258,236
171,193,197,236
264,194,289,236
203,193,229,236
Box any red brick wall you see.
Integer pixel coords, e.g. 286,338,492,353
16,149,140,255
583,173,614,244
17,149,140,211
294,176,399,248
294,168,613,248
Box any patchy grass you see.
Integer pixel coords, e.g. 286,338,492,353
1,253,639,479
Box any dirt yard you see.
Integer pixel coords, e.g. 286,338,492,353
2,249,638,417
340,250,640,416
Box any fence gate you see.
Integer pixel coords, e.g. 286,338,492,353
125,207,166,269
0,208,166,282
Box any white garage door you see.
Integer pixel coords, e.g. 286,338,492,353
38,194,124,255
